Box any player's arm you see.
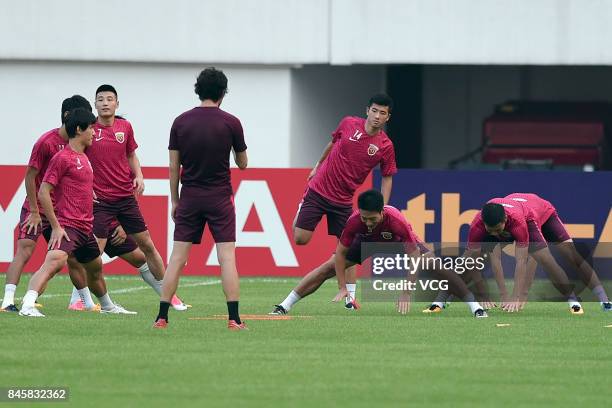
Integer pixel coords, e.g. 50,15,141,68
519,256,538,308
127,151,145,195
38,182,69,250
22,166,42,234
381,175,393,205
233,148,248,170
169,150,181,222
505,245,528,312
490,244,509,303
397,248,421,314
332,242,350,302
308,142,333,180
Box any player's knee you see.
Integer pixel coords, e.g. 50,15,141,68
47,254,68,272
16,242,36,261
294,233,311,246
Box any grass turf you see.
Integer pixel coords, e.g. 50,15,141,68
1,275,611,407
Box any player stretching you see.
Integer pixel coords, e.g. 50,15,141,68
74,84,186,311
270,94,397,315
2,96,97,312
20,109,133,317
154,67,248,330
430,193,612,312
330,190,487,317
426,195,586,314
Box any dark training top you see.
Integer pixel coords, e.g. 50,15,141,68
169,107,247,195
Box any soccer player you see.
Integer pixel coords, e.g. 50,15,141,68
478,194,611,311
153,67,248,330
270,94,397,315
330,190,488,317
426,194,586,314
20,108,135,317
1,96,96,312
81,84,186,311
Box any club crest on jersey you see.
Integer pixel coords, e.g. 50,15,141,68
115,132,125,143
381,232,392,240
368,144,379,156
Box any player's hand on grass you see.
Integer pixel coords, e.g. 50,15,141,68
133,176,145,196
22,211,42,235
332,287,350,303
502,298,521,312
396,291,411,314
481,299,497,309
48,226,69,250
110,224,127,246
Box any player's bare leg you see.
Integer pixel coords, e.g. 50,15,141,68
156,241,191,326
555,240,610,309
216,242,245,329
530,247,582,313
131,230,166,281
19,250,68,317
293,226,313,246
271,256,336,315
1,239,36,310
83,256,136,315
119,247,189,311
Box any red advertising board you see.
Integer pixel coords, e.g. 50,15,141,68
0,166,372,276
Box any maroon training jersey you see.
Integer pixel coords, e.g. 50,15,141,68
340,206,422,253
468,197,537,250
168,107,246,195
309,116,397,205
88,118,138,201
505,193,556,226
24,128,68,214
42,146,94,233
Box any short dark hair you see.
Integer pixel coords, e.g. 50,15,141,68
482,203,506,227
194,67,228,102
368,93,393,112
358,189,384,212
61,95,92,124
96,84,117,98
65,108,96,138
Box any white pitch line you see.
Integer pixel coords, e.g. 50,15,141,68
13,280,222,301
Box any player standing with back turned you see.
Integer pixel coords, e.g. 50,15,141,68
154,67,248,330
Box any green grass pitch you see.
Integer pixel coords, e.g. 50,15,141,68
1,275,611,407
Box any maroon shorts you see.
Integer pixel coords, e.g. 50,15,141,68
104,236,138,258
17,207,50,242
43,227,100,264
486,219,548,253
93,197,148,238
346,239,430,264
540,212,571,243
174,187,236,243
294,188,353,238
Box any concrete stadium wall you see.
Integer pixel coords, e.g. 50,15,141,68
4,0,612,65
